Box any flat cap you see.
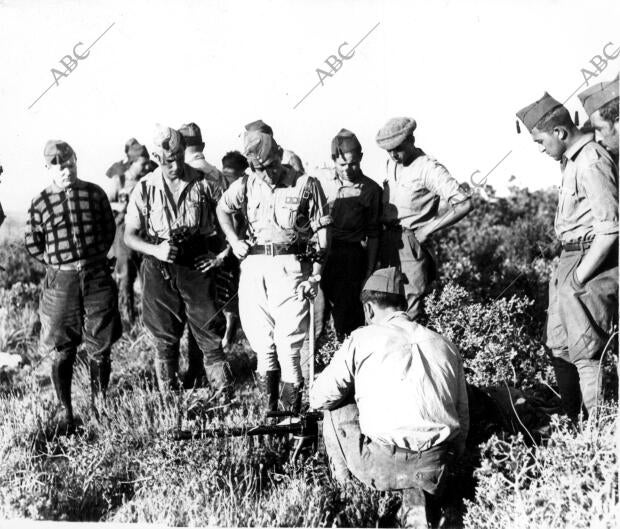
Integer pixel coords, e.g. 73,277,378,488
578,74,619,117
362,266,405,296
376,117,417,150
44,140,75,164
244,130,280,168
331,128,362,159
245,119,273,136
152,124,185,158
516,92,563,133
178,122,203,146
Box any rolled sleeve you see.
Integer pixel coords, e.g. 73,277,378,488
582,159,619,236
423,159,471,206
218,177,246,214
310,337,356,410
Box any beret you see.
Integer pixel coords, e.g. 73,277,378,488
244,130,280,168
516,92,563,133
362,266,405,296
178,122,203,146
578,74,619,117
44,140,75,164
331,128,362,159
245,119,273,136
376,117,417,150
152,124,185,158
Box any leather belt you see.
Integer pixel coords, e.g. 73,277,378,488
562,239,593,252
248,242,303,256
47,257,108,271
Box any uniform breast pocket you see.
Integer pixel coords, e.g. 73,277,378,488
558,179,579,220
276,202,300,229
184,200,203,228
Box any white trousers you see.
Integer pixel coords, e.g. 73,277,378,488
238,254,310,384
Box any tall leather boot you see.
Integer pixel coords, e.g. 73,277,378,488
155,357,180,392
51,349,76,425
205,361,234,400
89,357,111,401
258,370,280,414
279,381,304,414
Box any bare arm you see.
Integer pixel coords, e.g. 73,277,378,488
416,199,473,243
124,220,177,263
216,202,250,260
575,233,618,285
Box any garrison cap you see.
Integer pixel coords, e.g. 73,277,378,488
578,74,619,117
244,130,281,168
245,119,274,136
331,128,362,159
127,142,149,162
515,92,563,133
178,122,203,147
124,137,139,154
152,124,185,158
44,140,75,165
376,117,417,150
362,266,405,296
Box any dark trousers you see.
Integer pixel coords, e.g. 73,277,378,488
141,257,224,389
321,240,366,340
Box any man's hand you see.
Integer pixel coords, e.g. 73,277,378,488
152,241,178,263
231,239,250,260
296,276,320,301
194,251,225,274
415,227,430,245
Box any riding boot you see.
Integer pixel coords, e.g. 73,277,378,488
89,357,111,401
205,361,234,400
155,357,179,392
51,348,76,424
279,381,304,414
258,370,280,414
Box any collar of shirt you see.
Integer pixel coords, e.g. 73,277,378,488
330,169,363,189
564,133,594,162
49,178,89,194
150,165,200,195
376,311,411,326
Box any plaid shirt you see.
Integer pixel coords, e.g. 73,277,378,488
25,180,116,265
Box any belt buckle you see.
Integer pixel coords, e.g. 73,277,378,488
265,243,274,256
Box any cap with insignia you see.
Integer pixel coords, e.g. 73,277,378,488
362,266,405,296
515,92,563,133
178,122,203,147
578,74,619,117
245,119,273,136
376,117,417,150
331,128,362,159
44,140,75,165
152,124,185,158
244,130,280,168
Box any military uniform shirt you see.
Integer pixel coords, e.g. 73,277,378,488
555,133,618,242
219,170,328,245
382,148,470,230
310,311,469,452
125,164,219,240
316,169,382,242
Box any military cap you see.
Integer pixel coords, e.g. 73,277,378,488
362,266,405,296
127,142,149,162
178,122,203,147
515,92,563,133
376,117,417,150
245,119,274,136
578,74,619,117
44,140,75,165
244,130,281,168
331,128,362,159
152,124,185,158
124,137,139,154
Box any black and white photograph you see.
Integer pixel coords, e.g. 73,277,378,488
0,0,618,527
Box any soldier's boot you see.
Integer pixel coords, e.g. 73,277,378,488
205,361,234,401
89,358,111,416
258,370,281,415
51,349,76,428
155,358,180,392
279,381,304,415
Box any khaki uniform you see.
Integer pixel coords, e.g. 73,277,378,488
218,170,327,384
381,149,470,318
545,133,618,416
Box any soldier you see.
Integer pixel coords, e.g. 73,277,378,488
179,122,229,191
516,92,618,420
578,74,619,162
25,140,121,428
310,267,469,528
106,141,155,323
216,130,331,413
124,125,232,395
316,128,382,340
375,117,473,320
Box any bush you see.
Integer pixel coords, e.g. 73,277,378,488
0,240,45,289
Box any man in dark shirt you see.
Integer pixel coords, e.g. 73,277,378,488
25,140,121,428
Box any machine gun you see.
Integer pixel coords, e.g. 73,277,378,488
169,410,324,463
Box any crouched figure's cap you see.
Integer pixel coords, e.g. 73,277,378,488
362,266,405,296
178,122,203,146
245,119,273,136
331,128,362,159
376,117,417,150
578,74,619,117
244,130,280,168
152,124,185,158
44,140,75,165
516,92,563,133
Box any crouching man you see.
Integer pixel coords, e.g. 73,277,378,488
25,140,122,428
310,267,469,528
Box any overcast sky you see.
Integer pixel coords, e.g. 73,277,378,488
0,0,618,217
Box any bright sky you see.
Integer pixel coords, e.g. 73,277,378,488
0,0,618,216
